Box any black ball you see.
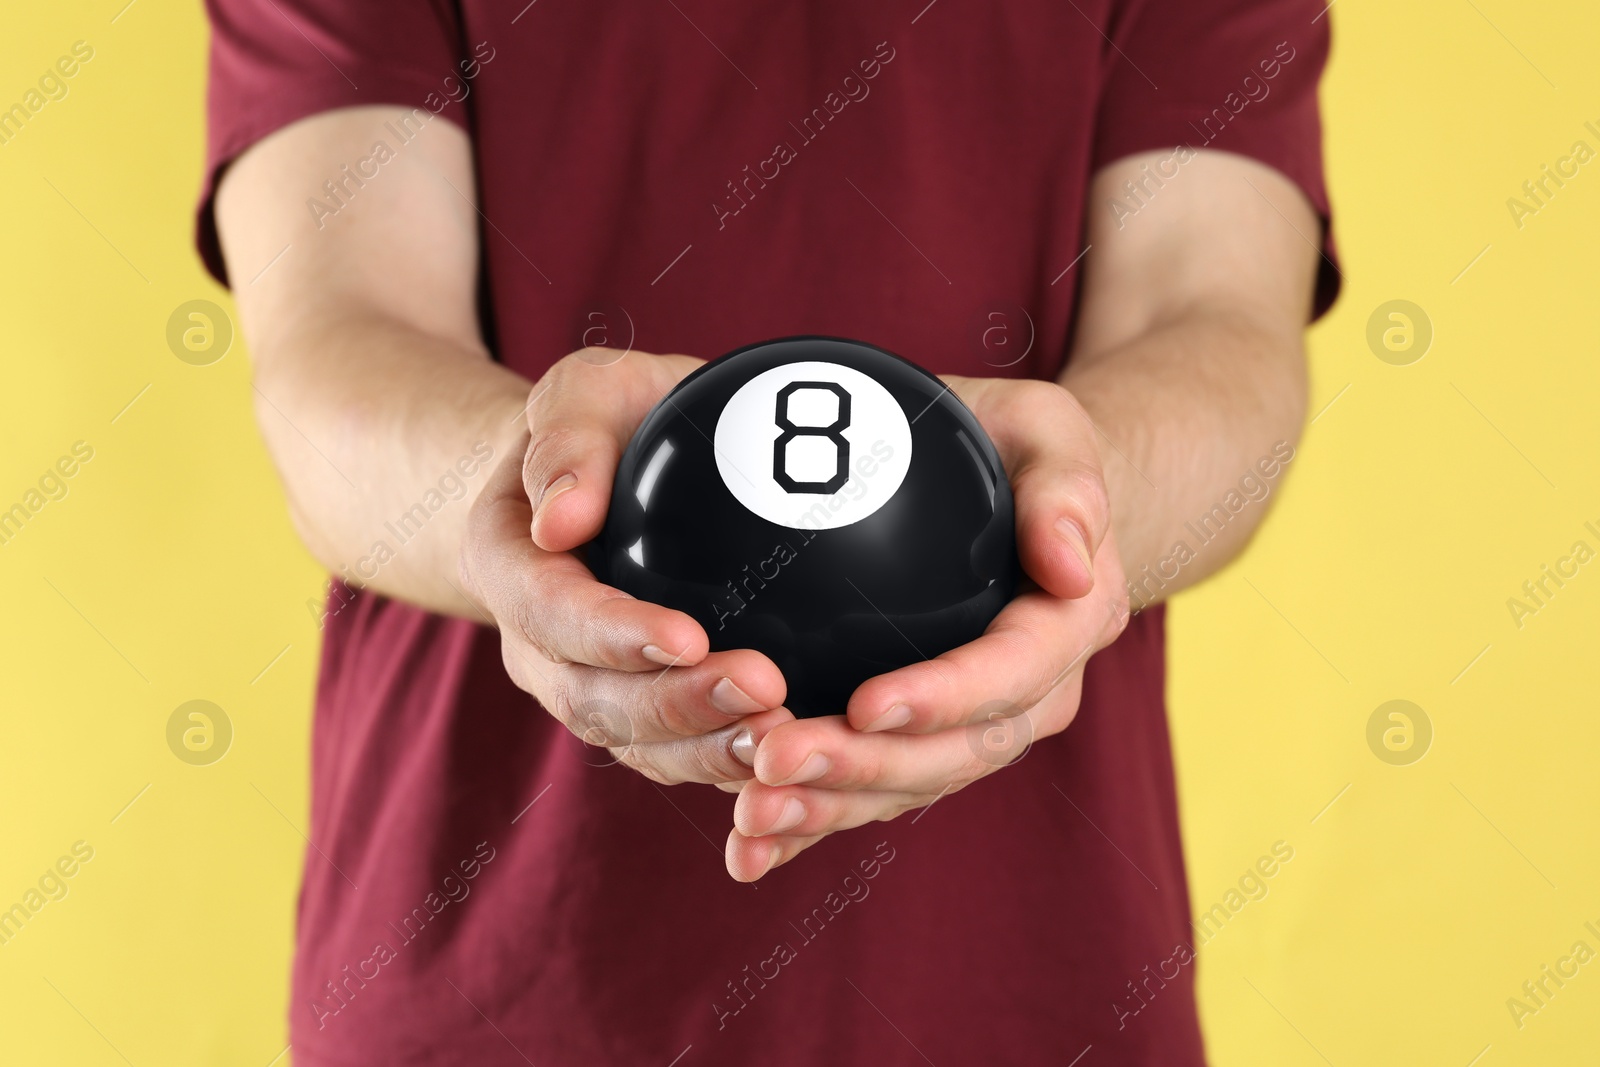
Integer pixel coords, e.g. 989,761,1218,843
593,337,1019,718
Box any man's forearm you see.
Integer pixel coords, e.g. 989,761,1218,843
212,108,529,618
252,311,530,618
1061,307,1308,608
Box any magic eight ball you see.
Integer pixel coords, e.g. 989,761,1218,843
592,336,1019,718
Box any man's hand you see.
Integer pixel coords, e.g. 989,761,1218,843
720,150,1320,881
217,109,791,785
723,378,1130,880
460,350,795,785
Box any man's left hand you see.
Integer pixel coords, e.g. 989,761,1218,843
723,375,1131,881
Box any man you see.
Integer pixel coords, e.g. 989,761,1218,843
200,0,1336,1062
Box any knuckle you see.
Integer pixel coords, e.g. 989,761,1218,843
529,420,585,458
524,423,584,483
678,745,718,783
543,354,579,387
542,679,580,731
520,374,560,432
509,597,563,663
686,735,741,783
1037,377,1089,421
1021,377,1069,408
623,740,698,786
573,346,614,368
1015,378,1081,426
1016,461,1107,532
572,695,635,750
644,699,689,740
1058,464,1110,530
838,750,882,789
645,679,704,738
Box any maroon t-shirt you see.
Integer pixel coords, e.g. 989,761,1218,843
199,2,1335,1063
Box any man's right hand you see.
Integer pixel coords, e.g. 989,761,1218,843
216,108,787,788
460,350,794,786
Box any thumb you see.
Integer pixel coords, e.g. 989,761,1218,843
523,349,701,552
950,377,1109,601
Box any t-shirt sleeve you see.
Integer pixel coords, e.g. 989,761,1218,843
196,0,468,286
1092,0,1340,319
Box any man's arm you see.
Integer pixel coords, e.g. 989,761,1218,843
730,149,1323,879
1064,149,1319,600
216,105,790,785
215,106,528,618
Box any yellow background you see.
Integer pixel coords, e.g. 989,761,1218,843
2,1,1596,1063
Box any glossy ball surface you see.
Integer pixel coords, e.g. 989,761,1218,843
593,337,1018,718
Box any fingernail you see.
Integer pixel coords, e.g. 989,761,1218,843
770,797,805,834
731,728,758,767
1055,516,1093,572
711,677,764,716
782,752,831,786
864,703,912,733
763,843,784,875
535,472,578,517
643,644,685,667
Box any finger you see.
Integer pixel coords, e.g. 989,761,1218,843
758,680,1086,793
523,351,702,552
945,376,1110,600
619,707,795,786
846,588,1108,733
733,781,931,839
725,826,828,883
752,714,1005,795
466,445,709,670
519,552,710,670
458,428,538,614
557,647,787,745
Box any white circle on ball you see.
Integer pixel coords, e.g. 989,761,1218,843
713,360,913,531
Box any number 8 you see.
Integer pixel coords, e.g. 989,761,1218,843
773,382,851,494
